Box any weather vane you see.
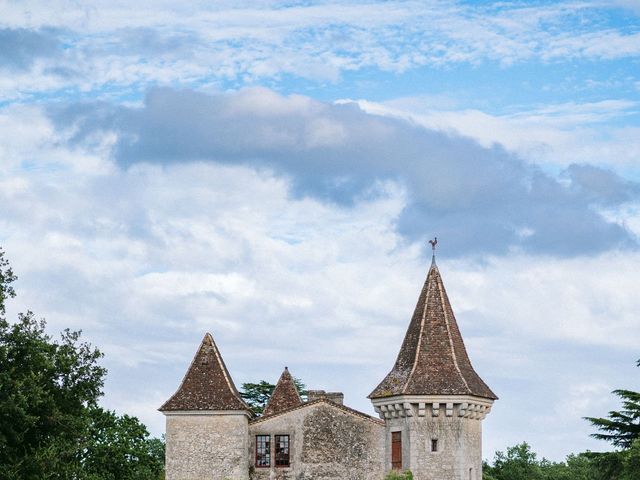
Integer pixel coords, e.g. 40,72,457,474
428,237,438,265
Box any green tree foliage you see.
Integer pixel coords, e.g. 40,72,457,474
581,359,640,479
0,247,17,318
0,249,164,479
240,378,307,416
240,381,275,415
483,443,600,480
483,442,544,480
539,454,597,480
585,389,640,449
0,312,106,478
83,408,165,480
384,470,413,480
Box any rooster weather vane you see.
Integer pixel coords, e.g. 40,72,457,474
429,237,438,265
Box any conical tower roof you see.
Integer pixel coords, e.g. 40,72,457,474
263,367,302,417
369,262,497,400
159,333,251,412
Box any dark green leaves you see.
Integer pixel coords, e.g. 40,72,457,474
0,250,163,479
0,248,17,318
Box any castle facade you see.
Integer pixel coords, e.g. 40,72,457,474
160,258,497,480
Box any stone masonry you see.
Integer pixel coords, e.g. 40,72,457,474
160,254,496,480
250,399,384,480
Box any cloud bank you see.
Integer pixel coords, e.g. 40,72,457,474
52,87,639,256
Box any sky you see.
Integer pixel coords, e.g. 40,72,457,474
1,0,639,463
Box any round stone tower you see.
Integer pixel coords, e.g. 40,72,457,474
369,255,497,480
159,333,252,480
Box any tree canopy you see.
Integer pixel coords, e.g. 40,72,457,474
0,248,164,479
585,376,640,450
0,247,17,318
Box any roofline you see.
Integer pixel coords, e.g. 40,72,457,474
250,398,384,426
160,409,253,417
370,394,496,406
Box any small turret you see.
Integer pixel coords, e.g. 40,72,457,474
263,367,302,417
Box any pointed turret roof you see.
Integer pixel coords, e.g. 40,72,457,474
159,333,251,412
263,367,302,417
369,261,497,400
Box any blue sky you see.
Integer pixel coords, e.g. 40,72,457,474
1,0,640,462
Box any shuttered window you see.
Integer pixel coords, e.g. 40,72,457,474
391,431,402,470
255,435,270,467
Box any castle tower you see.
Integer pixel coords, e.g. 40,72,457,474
159,333,252,480
369,254,497,480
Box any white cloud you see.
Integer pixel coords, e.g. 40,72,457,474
1,103,638,461
354,97,640,169
1,2,640,101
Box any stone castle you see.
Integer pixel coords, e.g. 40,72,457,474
160,255,497,480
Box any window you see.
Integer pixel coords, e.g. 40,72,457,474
275,435,290,467
391,431,402,470
469,467,474,480
431,438,438,452
255,435,270,467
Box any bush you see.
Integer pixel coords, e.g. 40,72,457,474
385,470,414,480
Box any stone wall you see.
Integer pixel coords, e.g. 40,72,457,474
381,401,486,480
165,412,250,480
249,401,385,480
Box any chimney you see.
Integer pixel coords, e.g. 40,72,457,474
307,390,344,405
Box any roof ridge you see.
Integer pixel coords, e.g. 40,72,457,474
402,264,434,394
439,271,471,392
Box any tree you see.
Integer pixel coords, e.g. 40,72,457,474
585,359,640,450
484,445,598,480
240,378,307,416
0,312,106,478
539,454,597,480
82,407,164,480
483,443,543,480
0,249,164,479
0,247,17,318
585,389,640,449
240,380,275,416
582,359,640,480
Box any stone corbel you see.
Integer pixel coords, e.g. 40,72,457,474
445,402,454,417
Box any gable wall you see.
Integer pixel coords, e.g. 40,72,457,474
248,402,385,480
